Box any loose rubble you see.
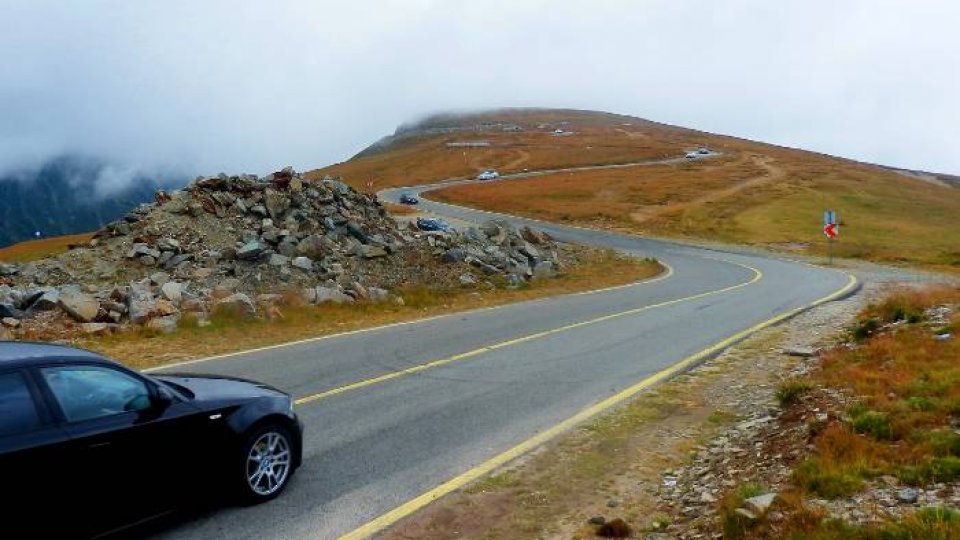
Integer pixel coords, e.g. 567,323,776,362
0,168,567,340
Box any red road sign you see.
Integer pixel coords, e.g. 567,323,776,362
823,223,838,238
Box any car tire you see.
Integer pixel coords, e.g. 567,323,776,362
236,423,296,504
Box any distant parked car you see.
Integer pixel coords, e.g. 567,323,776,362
684,152,698,159
416,217,455,232
698,147,710,154
0,342,303,537
476,169,500,181
399,193,419,205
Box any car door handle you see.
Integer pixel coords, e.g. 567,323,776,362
88,441,112,449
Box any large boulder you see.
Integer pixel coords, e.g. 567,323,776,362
58,292,100,323
314,286,353,304
236,241,266,260
127,285,156,324
215,293,257,318
160,282,182,305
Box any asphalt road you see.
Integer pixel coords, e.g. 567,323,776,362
145,169,853,539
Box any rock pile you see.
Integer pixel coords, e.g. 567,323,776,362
0,168,565,339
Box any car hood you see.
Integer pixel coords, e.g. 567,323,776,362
153,373,289,402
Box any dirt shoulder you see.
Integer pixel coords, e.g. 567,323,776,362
377,269,945,539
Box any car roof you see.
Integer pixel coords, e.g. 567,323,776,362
0,341,113,370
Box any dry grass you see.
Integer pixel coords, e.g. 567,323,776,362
0,233,93,263
759,286,960,538
311,109,960,271
384,202,418,215
74,250,662,370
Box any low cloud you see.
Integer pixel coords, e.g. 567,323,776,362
1,0,958,189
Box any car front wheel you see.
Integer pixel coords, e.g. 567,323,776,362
239,424,295,503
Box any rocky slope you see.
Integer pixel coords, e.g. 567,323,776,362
0,167,564,339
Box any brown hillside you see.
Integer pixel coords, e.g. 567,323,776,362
312,108,960,270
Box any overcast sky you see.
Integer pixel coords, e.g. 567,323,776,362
2,0,958,187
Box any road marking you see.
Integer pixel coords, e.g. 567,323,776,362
337,272,858,540
144,262,675,374
293,261,759,406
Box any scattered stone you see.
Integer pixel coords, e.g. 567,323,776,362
146,315,180,334
58,292,99,323
782,346,817,357
588,516,606,525
160,282,182,304
1,317,20,328
291,256,313,271
743,493,777,515
215,293,257,318
897,488,919,504
79,322,110,335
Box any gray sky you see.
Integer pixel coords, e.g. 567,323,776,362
2,0,958,187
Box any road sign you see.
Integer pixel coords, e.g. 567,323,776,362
823,223,838,238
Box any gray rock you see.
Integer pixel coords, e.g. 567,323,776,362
164,253,194,269
1,317,20,328
127,285,156,324
139,255,157,267
314,286,353,304
58,292,99,323
146,315,180,334
292,257,313,271
368,287,389,302
264,188,290,219
743,493,777,515
0,262,20,276
79,322,110,335
236,241,266,260
346,221,368,243
442,248,467,263
897,488,919,504
588,516,606,525
215,293,257,318
362,245,388,258
217,278,242,292
533,261,557,279
459,273,477,286
268,254,290,266
157,237,181,252
782,346,817,357
150,272,170,286
277,237,299,257
160,282,182,305
26,288,59,311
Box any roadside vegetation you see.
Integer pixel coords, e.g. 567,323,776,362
726,286,960,539
69,249,662,370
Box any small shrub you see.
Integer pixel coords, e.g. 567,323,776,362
904,396,937,412
898,456,960,485
792,459,863,499
852,317,880,341
852,411,894,440
777,379,814,407
925,431,960,457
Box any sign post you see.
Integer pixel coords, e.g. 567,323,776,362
823,210,839,264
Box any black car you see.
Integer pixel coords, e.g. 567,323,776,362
0,342,303,538
399,192,419,204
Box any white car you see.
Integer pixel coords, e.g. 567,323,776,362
684,152,698,159
476,170,500,181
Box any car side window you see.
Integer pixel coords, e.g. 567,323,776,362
41,365,152,423
0,371,42,436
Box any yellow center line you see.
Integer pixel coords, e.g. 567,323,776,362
293,260,761,406
337,272,858,540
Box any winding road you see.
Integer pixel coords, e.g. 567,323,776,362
146,161,856,539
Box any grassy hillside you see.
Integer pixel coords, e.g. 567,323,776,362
313,108,960,270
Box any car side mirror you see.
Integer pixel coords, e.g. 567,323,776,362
152,385,175,410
